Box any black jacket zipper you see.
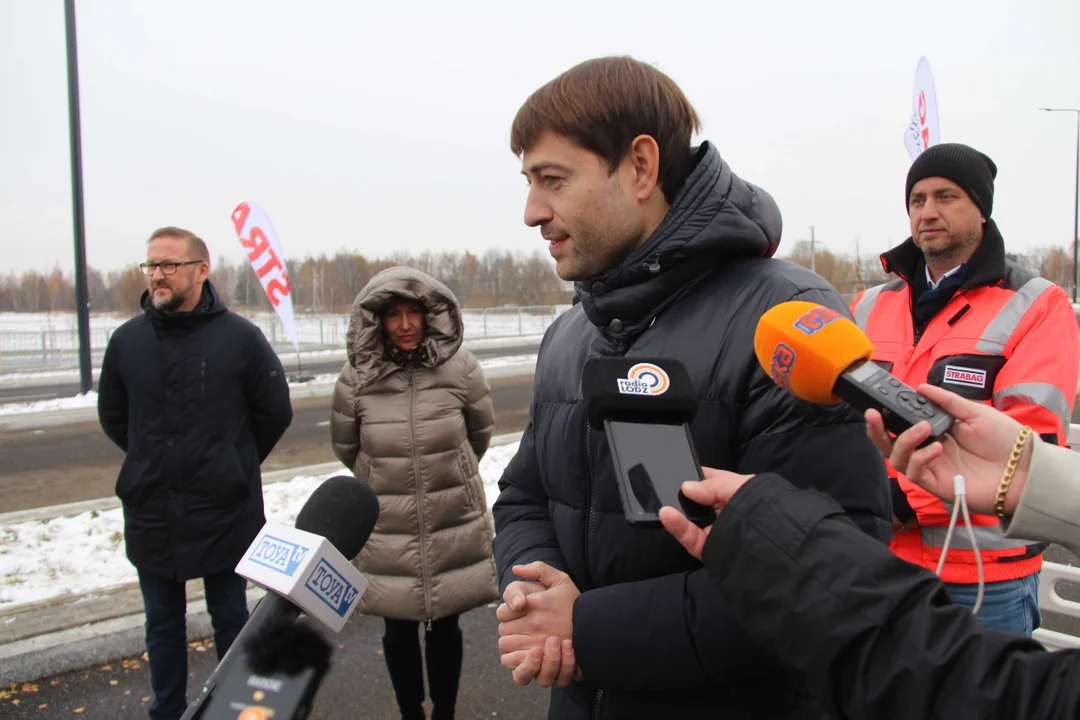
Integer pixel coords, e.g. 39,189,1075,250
583,424,596,589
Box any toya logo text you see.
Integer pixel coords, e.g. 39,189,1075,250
794,307,842,336
770,343,796,392
943,365,987,389
249,535,309,577
305,559,360,617
616,363,671,396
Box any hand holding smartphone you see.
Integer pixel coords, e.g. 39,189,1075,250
605,419,714,528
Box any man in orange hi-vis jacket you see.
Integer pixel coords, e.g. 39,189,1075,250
852,143,1079,635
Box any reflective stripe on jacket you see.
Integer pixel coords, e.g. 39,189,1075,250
851,222,1079,584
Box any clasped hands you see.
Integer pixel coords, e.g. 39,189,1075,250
495,472,751,689
496,561,582,688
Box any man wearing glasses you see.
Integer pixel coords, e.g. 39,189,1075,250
97,226,293,720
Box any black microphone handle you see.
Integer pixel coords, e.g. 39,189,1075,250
180,591,302,719
832,363,954,443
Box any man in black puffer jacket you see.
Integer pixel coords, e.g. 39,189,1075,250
492,56,891,719
98,227,292,720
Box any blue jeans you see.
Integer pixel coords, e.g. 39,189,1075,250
945,572,1042,636
137,568,250,720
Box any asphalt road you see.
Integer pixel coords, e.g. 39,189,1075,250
0,343,541,404
0,374,535,513
1,605,552,720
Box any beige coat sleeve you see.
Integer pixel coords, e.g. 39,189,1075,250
1003,440,1080,557
329,361,361,470
461,351,494,461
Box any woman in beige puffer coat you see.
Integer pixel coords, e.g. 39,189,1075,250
329,267,497,720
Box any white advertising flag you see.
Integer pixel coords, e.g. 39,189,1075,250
904,56,941,161
230,202,299,352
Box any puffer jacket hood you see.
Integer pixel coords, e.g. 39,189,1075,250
576,141,783,340
345,266,464,388
331,267,498,622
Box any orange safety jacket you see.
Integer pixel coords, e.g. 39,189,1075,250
852,221,1079,584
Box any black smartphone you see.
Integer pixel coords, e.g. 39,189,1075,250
603,418,714,528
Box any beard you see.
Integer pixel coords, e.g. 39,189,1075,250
918,226,980,264
554,187,647,281
151,282,192,313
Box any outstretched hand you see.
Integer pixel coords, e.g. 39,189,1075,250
658,467,755,560
865,383,1032,515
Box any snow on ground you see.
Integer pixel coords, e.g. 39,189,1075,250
475,354,537,369
0,391,99,416
0,441,519,609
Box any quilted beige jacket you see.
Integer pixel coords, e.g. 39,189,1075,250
329,267,497,622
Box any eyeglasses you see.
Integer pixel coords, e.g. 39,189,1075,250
139,260,202,276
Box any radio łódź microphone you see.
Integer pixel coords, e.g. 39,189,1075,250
182,475,380,720
753,301,953,440
582,356,714,527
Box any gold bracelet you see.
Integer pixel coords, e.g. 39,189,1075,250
995,426,1032,517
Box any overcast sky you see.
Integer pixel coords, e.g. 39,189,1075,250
2,0,1078,276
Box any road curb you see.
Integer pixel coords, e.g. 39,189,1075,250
0,587,266,687
0,434,522,685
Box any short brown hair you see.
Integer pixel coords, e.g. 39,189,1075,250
510,56,702,203
147,226,210,263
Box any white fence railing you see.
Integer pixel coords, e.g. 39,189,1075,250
0,305,568,374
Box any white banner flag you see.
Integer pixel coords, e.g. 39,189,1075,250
230,201,299,352
904,56,941,161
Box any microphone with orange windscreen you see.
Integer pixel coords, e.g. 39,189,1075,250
753,301,953,441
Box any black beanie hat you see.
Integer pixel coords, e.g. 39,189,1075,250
905,143,997,219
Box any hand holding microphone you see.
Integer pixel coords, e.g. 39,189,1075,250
663,300,966,563
752,301,953,441
867,383,1033,516
750,300,1036,516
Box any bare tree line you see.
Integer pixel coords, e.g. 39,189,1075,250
2,242,1076,316
782,241,1079,298
0,249,572,315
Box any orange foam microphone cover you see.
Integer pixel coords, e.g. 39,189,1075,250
753,301,875,404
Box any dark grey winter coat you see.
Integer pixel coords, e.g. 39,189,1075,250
98,281,293,580
492,142,892,719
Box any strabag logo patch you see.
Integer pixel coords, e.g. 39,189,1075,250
248,535,310,577
305,558,361,617
616,363,671,396
943,365,987,389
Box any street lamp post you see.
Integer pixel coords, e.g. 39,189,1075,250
1040,107,1080,304
65,0,92,394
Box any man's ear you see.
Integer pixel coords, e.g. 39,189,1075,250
625,134,661,201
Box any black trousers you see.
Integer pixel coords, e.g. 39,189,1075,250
382,615,463,720
137,568,249,720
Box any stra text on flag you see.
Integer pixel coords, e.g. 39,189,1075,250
230,201,300,353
